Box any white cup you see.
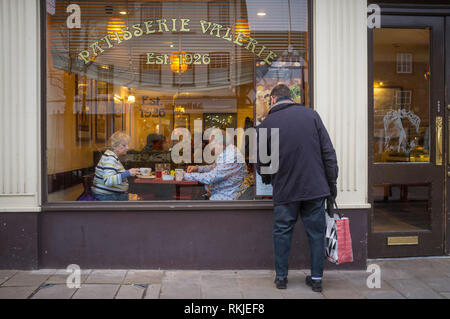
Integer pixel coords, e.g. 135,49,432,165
175,169,184,181
140,167,152,176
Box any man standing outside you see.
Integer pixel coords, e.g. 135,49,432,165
256,84,338,292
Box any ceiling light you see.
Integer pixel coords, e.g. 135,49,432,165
119,11,127,15
257,12,266,16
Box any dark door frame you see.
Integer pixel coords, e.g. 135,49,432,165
445,17,450,256
369,2,450,258
368,13,447,257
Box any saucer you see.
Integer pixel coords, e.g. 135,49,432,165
136,174,156,179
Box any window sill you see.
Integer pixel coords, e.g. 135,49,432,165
42,200,274,212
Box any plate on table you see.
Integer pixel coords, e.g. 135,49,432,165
136,174,156,179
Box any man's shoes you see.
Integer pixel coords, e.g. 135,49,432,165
305,276,322,292
274,277,288,289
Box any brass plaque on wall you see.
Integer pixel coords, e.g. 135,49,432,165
387,236,419,246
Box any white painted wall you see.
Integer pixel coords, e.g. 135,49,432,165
0,0,41,211
314,0,370,208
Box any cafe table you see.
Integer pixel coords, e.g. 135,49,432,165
129,176,205,200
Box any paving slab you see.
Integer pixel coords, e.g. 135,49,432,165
0,270,18,285
237,270,275,278
320,278,367,299
389,278,444,299
201,286,243,299
0,286,38,299
429,259,450,277
370,262,415,280
389,260,442,279
144,284,161,299
115,285,146,299
201,278,240,292
280,290,325,299
322,288,366,299
163,270,202,283
1,271,52,287
53,269,92,275
238,276,276,290
201,274,239,284
322,271,346,281
280,282,317,294
123,270,164,285
71,284,120,299
31,284,77,299
322,279,358,291
160,282,202,299
241,288,284,299
85,270,127,284
45,274,90,285
339,270,394,291
30,269,57,275
364,290,405,299
386,259,450,279
420,277,450,293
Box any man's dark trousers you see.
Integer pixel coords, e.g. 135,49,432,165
273,197,326,279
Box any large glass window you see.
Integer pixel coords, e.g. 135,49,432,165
46,0,309,202
373,28,430,163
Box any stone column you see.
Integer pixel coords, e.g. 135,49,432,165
0,0,40,211
314,0,370,208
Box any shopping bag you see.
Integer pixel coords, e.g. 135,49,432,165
325,212,339,264
325,198,353,264
335,217,354,264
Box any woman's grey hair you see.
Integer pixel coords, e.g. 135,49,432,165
108,131,130,150
208,128,233,147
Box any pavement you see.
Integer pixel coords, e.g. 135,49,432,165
0,257,449,299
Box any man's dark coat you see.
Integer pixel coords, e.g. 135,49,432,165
256,99,338,206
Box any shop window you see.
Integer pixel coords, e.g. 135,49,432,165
208,52,230,85
208,0,230,26
140,53,162,86
45,0,310,202
373,29,430,163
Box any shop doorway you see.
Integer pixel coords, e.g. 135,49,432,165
368,15,446,258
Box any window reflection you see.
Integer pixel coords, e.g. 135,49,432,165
46,0,309,201
373,28,430,163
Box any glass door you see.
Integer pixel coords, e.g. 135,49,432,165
368,16,445,258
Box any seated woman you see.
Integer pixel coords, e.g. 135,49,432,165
184,129,247,200
92,131,140,201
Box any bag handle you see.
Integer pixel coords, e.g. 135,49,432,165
326,196,343,219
